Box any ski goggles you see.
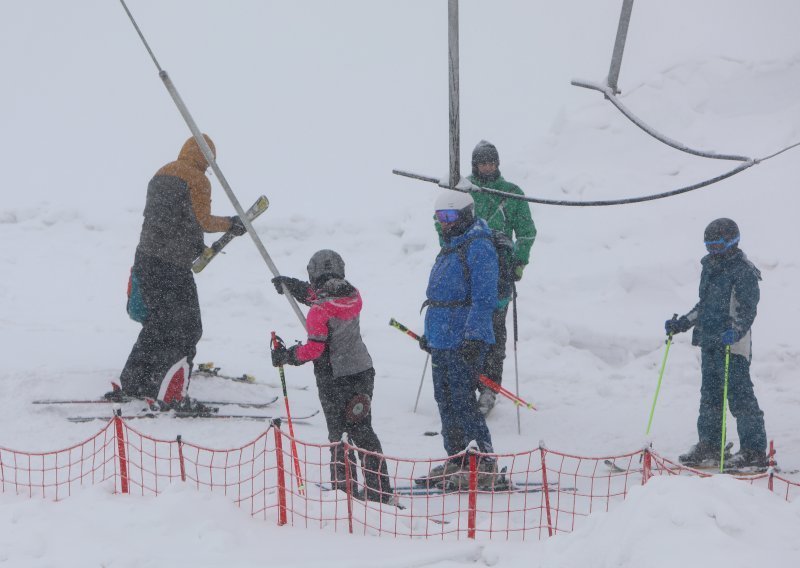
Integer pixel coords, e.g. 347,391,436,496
704,235,740,254
435,209,460,223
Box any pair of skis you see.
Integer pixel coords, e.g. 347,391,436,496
191,195,269,273
66,409,320,424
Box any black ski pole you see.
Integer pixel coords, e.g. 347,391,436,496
513,284,521,435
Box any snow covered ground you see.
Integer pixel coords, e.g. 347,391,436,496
2,1,800,566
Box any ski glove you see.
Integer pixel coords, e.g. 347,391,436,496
460,340,484,368
271,276,312,301
271,344,301,367
418,335,432,353
721,329,739,346
229,216,247,236
513,262,526,282
665,314,692,336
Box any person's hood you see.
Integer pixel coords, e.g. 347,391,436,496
178,134,216,171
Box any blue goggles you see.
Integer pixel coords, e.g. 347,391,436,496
704,235,740,254
435,209,460,223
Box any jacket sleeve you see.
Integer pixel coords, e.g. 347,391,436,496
731,267,760,336
464,238,498,342
294,304,328,362
506,185,536,265
189,172,233,233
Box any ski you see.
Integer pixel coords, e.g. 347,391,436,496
33,396,279,409
194,362,256,384
67,409,319,424
193,363,310,390
393,482,573,496
192,195,269,273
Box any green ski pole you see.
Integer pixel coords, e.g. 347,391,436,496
646,332,673,436
719,345,731,472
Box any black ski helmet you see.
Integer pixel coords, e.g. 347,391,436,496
471,140,500,181
704,218,740,254
307,249,345,286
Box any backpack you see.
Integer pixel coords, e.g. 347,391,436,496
425,230,514,310
126,267,148,323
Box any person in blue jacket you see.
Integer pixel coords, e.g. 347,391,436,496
666,218,768,469
418,190,499,488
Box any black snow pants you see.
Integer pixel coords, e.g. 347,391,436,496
479,306,509,392
317,367,391,499
120,252,202,398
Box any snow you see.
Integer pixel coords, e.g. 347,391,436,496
2,0,800,566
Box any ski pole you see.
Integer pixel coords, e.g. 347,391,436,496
389,318,421,341
720,345,731,473
271,332,305,494
390,318,537,410
117,0,306,329
512,285,521,434
388,319,429,413
478,375,537,411
646,329,674,436
413,354,430,414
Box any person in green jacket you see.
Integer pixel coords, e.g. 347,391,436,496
469,140,536,415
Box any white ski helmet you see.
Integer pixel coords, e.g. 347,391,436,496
434,190,474,213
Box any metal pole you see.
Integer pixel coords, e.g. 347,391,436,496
513,285,521,434
118,0,306,328
607,0,635,94
413,353,430,413
448,0,461,188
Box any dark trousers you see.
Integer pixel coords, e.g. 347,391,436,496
431,347,494,456
698,347,766,453
120,253,202,398
317,367,391,496
479,306,508,391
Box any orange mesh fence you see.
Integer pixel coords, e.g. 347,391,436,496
2,418,798,541
0,419,118,499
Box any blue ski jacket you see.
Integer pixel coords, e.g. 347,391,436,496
424,218,498,349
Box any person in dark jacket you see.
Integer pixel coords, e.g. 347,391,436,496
468,141,537,415
666,218,768,469
271,250,396,505
419,191,500,489
110,135,246,408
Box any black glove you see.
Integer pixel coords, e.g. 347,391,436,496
271,344,300,367
229,216,247,237
460,339,484,368
271,276,311,300
418,335,432,353
664,314,692,336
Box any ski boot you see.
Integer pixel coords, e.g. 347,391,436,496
414,459,465,487
678,442,719,467
725,448,769,472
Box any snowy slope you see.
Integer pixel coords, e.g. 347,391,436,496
2,1,800,566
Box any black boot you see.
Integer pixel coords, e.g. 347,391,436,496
678,442,718,466
726,448,768,471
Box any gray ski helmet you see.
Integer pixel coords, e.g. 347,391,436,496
704,218,740,254
307,249,345,285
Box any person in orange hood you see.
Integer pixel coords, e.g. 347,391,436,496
110,135,246,410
